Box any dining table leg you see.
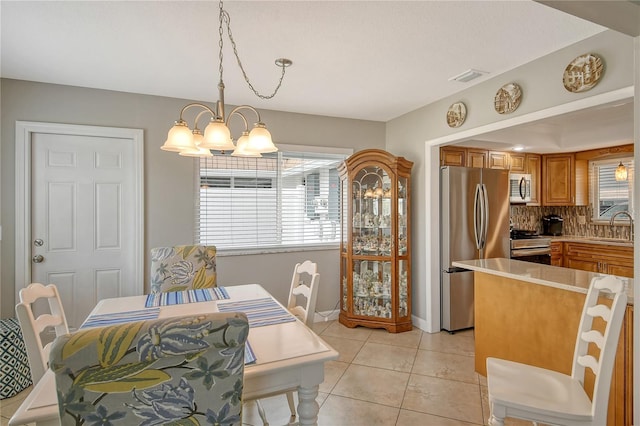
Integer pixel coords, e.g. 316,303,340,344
297,384,320,426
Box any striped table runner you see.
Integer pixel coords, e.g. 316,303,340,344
80,308,160,329
144,287,230,308
245,341,257,365
217,297,297,328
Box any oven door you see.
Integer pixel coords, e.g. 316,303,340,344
511,247,551,264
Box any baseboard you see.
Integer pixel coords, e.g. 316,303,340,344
411,314,430,333
313,309,340,323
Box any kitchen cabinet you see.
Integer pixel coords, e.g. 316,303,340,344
509,153,526,172
487,151,509,169
338,149,413,333
466,149,487,168
609,304,634,426
440,146,465,167
563,242,634,278
440,147,510,169
550,241,563,266
525,153,541,206
541,153,587,206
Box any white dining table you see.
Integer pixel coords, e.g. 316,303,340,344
9,284,338,426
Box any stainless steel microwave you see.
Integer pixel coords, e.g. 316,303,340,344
509,173,531,203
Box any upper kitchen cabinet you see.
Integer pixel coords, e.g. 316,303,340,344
467,149,487,168
487,151,509,169
440,147,510,170
509,153,526,172
541,153,587,206
440,146,466,167
525,154,541,206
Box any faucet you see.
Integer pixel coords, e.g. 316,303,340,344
610,211,634,241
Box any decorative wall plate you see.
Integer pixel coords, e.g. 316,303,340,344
494,83,522,115
446,102,467,128
563,53,604,93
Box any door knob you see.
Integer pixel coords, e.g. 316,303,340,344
32,255,44,263
34,239,44,247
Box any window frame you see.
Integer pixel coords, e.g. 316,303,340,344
589,156,634,224
195,144,353,256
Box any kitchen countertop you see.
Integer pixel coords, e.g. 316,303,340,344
452,258,634,303
547,235,634,247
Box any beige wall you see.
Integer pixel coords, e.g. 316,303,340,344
0,79,385,318
386,29,635,331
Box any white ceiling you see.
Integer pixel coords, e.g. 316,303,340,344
1,0,607,124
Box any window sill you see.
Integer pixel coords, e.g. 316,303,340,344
217,243,340,257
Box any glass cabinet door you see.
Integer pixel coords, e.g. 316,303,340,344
352,260,393,318
352,166,391,255
397,176,408,255
398,259,408,317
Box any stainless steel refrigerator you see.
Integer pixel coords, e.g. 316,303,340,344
440,166,510,332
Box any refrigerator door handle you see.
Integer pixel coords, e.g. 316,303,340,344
481,183,489,249
473,183,482,250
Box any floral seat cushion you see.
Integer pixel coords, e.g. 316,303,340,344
150,245,217,293
50,312,248,426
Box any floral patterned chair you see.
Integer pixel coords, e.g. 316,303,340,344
150,245,217,293
49,312,248,426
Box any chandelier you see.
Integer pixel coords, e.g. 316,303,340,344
161,0,291,157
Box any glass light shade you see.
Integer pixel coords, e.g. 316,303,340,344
161,121,196,152
231,132,262,157
179,130,212,157
246,122,277,153
201,119,235,151
179,146,213,157
364,188,374,198
375,187,384,198
615,162,628,181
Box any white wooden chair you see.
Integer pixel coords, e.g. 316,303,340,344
486,274,627,426
256,260,320,425
15,283,69,384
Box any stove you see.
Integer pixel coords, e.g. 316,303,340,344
510,229,551,264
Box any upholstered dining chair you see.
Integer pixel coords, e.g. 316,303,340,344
486,274,627,426
150,245,217,293
50,311,249,425
256,260,320,426
15,283,69,384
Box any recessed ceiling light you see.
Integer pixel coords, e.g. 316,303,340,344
512,145,525,151
448,69,488,83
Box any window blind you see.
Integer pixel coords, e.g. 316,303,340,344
197,149,348,250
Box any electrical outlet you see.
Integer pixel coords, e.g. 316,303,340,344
578,215,586,225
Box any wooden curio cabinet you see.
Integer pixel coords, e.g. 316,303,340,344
338,149,413,333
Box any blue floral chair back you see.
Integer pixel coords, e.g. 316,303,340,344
150,245,217,293
50,312,248,426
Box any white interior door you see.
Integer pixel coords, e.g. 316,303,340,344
16,122,144,329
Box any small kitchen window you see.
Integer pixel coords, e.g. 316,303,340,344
589,157,634,223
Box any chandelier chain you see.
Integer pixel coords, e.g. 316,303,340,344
219,7,287,100
218,1,225,86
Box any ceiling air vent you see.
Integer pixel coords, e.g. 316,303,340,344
448,69,488,83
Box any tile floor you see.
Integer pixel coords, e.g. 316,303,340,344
1,321,530,426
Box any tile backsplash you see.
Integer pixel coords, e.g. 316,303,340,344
510,205,632,240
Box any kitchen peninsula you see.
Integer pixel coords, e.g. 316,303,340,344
453,258,634,426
